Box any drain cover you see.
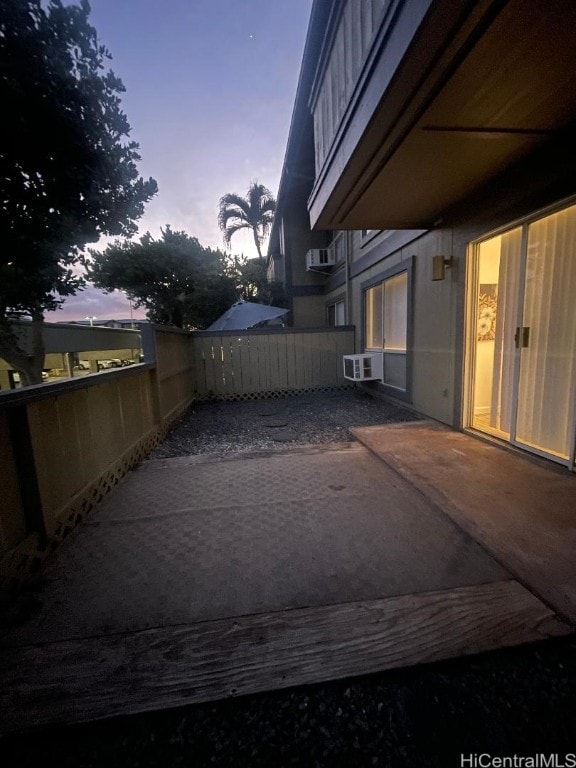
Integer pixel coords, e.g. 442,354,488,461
264,419,289,428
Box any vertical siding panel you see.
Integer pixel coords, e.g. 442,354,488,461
193,337,208,398
328,331,339,386
293,334,302,388
373,0,385,27
351,0,363,82
227,337,236,397
236,335,250,394
220,337,235,397
314,104,324,173
298,333,312,388
232,336,243,395
312,332,324,386
361,1,373,59
322,332,333,386
273,333,287,390
285,331,296,390
335,19,346,118
269,334,281,392
343,1,354,102
307,333,317,387
318,332,332,387
27,399,64,532
265,334,276,392
251,333,263,394
333,331,345,384
260,333,271,392
308,332,318,388
245,334,259,394
235,336,247,395
251,334,262,392
188,336,198,396
214,337,225,398
307,332,318,387
203,338,218,397
335,332,346,385
257,334,271,393
74,388,94,493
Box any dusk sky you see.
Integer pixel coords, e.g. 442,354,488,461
46,0,313,322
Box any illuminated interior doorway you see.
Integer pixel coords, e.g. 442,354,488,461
468,203,576,467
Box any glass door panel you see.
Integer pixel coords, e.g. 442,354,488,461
471,228,522,438
514,206,576,460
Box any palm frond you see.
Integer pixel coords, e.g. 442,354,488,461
259,198,276,216
219,205,248,228
223,221,251,247
217,194,250,233
218,193,250,212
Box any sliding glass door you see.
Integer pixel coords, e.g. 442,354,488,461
469,204,576,466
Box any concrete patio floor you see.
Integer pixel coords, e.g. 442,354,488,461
0,422,574,734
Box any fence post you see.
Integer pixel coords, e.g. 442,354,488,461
139,323,157,364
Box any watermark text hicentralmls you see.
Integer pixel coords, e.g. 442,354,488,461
461,756,576,768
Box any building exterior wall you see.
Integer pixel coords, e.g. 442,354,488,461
271,0,576,461
339,228,456,424
306,135,576,428
273,190,331,326
292,295,328,328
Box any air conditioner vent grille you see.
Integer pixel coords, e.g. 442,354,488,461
306,248,336,269
342,353,383,381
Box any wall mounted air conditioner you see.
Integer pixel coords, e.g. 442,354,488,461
306,248,335,270
343,353,383,382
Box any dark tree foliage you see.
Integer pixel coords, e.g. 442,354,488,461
0,0,157,384
87,227,239,330
227,255,284,306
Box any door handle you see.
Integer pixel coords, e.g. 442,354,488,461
515,327,530,348
522,326,530,348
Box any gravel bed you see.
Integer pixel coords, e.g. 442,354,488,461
150,389,424,458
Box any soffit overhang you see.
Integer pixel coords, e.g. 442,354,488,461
308,0,576,230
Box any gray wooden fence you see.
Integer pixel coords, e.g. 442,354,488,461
190,326,355,400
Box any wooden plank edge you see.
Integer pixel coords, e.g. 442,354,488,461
0,580,570,734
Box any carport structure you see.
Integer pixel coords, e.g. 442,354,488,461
1,420,574,734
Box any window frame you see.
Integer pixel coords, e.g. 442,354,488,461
326,295,346,326
361,257,413,400
360,229,381,247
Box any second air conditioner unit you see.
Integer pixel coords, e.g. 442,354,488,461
343,353,383,382
306,248,335,270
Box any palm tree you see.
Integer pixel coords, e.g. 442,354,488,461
218,181,276,261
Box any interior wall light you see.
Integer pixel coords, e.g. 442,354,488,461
432,255,453,281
